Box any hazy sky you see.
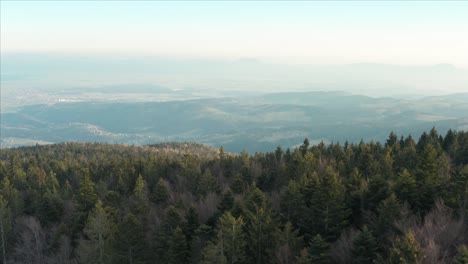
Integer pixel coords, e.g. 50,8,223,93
2,1,468,67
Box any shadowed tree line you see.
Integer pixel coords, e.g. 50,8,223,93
0,128,467,263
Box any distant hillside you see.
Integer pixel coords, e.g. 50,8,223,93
1,92,468,152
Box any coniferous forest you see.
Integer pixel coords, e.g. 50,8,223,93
0,128,467,264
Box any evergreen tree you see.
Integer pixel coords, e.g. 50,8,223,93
446,165,468,214
389,230,422,264
416,144,441,211
0,196,12,264
77,200,115,264
197,169,220,197
308,234,330,264
77,170,97,211
351,226,379,264
152,177,169,205
184,206,199,241
218,188,235,213
168,227,189,264
393,169,418,208
0,176,21,216
296,248,311,264
300,138,310,157
131,174,149,215
280,180,305,224
310,166,350,240
246,207,277,264
231,174,246,194
113,213,146,264
374,193,401,238
153,206,182,262
275,222,303,264
213,211,247,264
201,241,227,264
454,245,468,264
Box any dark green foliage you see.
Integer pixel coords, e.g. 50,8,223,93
309,167,350,240
388,230,422,264
308,234,330,264
184,206,199,241
374,193,401,238
113,213,146,264
152,177,169,205
351,226,379,264
393,169,418,208
168,227,190,264
0,129,467,263
218,188,234,213
454,245,468,264
77,170,97,211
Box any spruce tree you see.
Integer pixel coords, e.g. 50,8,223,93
351,226,379,264
218,188,235,213
308,234,330,264
389,230,422,264
0,196,12,264
77,170,97,211
454,245,468,264
310,166,350,240
394,169,418,208
168,227,189,264
375,193,401,238
152,178,169,206
113,213,146,264
77,200,115,264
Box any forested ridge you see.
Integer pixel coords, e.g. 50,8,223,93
0,128,467,264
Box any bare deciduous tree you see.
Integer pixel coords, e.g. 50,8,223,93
14,216,46,264
329,228,359,264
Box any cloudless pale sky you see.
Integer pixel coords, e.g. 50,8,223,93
2,1,468,67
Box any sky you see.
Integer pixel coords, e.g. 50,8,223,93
2,1,468,68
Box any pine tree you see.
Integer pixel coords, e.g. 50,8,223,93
152,178,169,205
274,222,303,264
308,234,330,264
416,144,441,211
201,241,227,264
0,176,21,216
296,248,311,264
45,170,60,193
0,196,12,264
184,206,199,241
389,230,422,264
153,206,182,262
375,193,401,238
218,188,234,213
131,174,149,215
77,200,115,264
300,138,310,157
280,180,305,224
113,213,146,264
394,169,418,208
246,207,277,264
168,227,189,264
310,166,350,240
454,245,468,264
213,211,247,264
197,169,220,197
231,174,245,194
446,165,468,214
77,170,97,211
351,226,379,264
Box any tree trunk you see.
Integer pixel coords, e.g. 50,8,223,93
0,219,6,264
